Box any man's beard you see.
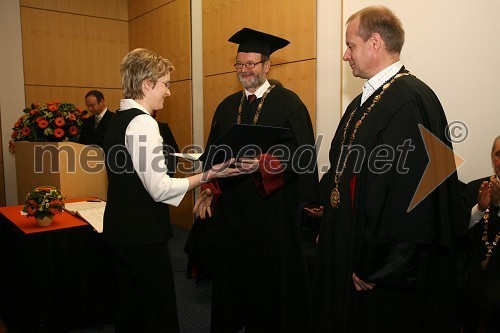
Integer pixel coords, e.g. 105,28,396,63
237,72,265,90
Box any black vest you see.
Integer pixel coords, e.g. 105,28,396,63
103,108,172,247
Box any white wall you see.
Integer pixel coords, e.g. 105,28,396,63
316,0,342,177
317,0,500,183
0,0,24,205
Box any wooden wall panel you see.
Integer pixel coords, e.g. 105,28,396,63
25,86,123,113
203,60,316,143
269,60,316,124
128,0,194,227
21,7,127,88
156,80,192,154
202,0,316,76
20,0,128,20
202,72,240,141
156,80,194,228
128,0,174,20
0,115,3,163
201,0,317,155
0,163,5,206
0,114,4,206
170,191,194,229
128,0,191,81
24,82,190,150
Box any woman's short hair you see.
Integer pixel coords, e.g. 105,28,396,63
120,48,175,100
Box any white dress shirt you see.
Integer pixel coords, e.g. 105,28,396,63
469,206,485,229
94,108,108,128
118,99,189,206
361,61,403,106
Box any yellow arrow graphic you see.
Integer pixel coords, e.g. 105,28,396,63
407,124,465,212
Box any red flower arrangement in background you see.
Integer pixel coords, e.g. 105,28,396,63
9,101,84,154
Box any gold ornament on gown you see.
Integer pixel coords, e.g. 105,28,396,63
480,175,500,270
330,73,410,208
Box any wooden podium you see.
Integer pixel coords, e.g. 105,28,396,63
15,142,107,204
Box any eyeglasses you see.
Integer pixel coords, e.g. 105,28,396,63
233,60,265,69
157,80,171,89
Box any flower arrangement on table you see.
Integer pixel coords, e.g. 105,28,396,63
9,101,85,155
22,186,65,225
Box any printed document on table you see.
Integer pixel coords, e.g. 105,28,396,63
64,200,106,233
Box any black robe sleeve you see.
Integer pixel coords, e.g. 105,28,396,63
157,121,179,177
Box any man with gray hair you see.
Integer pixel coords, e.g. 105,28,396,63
462,135,500,332
312,6,462,332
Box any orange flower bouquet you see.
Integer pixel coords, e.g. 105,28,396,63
9,101,84,154
22,186,65,220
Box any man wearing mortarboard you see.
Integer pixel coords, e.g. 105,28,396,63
194,28,319,332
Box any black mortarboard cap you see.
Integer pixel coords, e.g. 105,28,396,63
228,28,290,56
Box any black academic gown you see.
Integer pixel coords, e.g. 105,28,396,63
157,121,179,177
462,177,500,332
312,68,462,333
157,121,179,235
205,86,319,333
79,110,114,147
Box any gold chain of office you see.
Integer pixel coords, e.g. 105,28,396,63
237,85,275,125
480,174,500,271
330,72,411,209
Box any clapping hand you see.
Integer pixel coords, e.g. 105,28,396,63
477,180,491,211
490,177,500,206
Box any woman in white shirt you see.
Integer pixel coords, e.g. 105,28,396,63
102,48,242,333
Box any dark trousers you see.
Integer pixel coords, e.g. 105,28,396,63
111,241,179,333
482,276,500,333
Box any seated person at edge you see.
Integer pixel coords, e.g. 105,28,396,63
462,135,500,333
102,48,244,332
79,89,114,147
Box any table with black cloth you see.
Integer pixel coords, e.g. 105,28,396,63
0,202,116,333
